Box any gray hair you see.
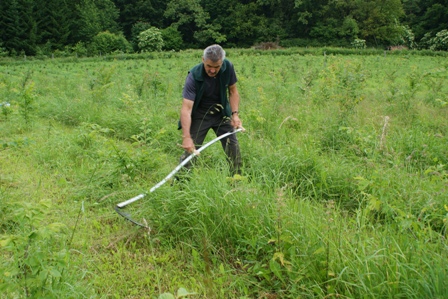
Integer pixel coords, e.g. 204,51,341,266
203,44,226,62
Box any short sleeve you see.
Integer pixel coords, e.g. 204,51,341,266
182,73,196,101
228,62,237,86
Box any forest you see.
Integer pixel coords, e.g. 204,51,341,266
1,0,448,57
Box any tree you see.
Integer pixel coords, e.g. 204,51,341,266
294,0,327,37
1,0,447,54
112,0,168,39
223,2,267,47
0,0,23,54
33,0,73,51
164,0,226,48
292,0,405,46
353,0,405,46
308,0,360,45
162,25,183,51
75,0,121,43
403,0,448,42
0,0,40,55
258,0,301,41
130,21,152,50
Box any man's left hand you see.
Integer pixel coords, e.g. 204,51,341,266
231,114,242,129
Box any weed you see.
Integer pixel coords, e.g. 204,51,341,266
18,74,36,127
0,199,80,298
1,51,447,299
1,102,12,120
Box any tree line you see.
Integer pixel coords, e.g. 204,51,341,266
1,0,447,56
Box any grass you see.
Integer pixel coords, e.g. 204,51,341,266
1,49,447,298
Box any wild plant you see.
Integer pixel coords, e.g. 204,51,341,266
76,122,114,149
1,51,447,299
150,71,164,99
87,65,117,104
133,72,151,98
0,98,12,120
299,68,319,95
88,65,116,90
382,67,400,103
17,70,36,126
396,66,424,113
130,117,153,145
0,199,71,297
334,60,367,115
379,116,390,152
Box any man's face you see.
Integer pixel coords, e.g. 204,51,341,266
202,58,222,77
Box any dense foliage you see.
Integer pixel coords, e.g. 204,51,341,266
0,0,447,56
1,49,447,298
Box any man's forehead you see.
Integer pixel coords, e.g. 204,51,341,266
203,58,222,67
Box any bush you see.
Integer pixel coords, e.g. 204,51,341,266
35,42,53,58
131,21,152,51
138,27,164,52
162,26,183,51
72,42,88,57
400,25,417,49
0,42,8,57
429,29,448,51
351,38,366,49
279,38,344,48
419,30,448,51
89,31,132,55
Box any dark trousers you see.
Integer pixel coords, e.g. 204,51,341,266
180,112,242,176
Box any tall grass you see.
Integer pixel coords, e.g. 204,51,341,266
1,49,447,298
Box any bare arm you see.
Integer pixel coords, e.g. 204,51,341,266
180,98,195,153
228,83,242,129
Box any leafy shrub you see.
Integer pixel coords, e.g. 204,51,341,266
0,199,71,298
162,26,183,51
138,27,164,52
399,25,417,49
52,48,69,58
71,41,88,57
1,101,12,119
131,21,152,51
420,30,448,51
351,38,366,49
89,31,132,55
0,42,8,57
34,42,54,58
429,29,448,51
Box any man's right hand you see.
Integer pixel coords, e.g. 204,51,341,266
182,136,195,153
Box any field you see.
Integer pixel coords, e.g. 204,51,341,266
1,49,447,298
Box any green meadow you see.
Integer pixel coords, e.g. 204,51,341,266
1,49,447,298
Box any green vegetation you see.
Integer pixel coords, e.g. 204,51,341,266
1,0,448,55
1,49,447,298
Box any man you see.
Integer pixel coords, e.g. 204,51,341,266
179,44,243,176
